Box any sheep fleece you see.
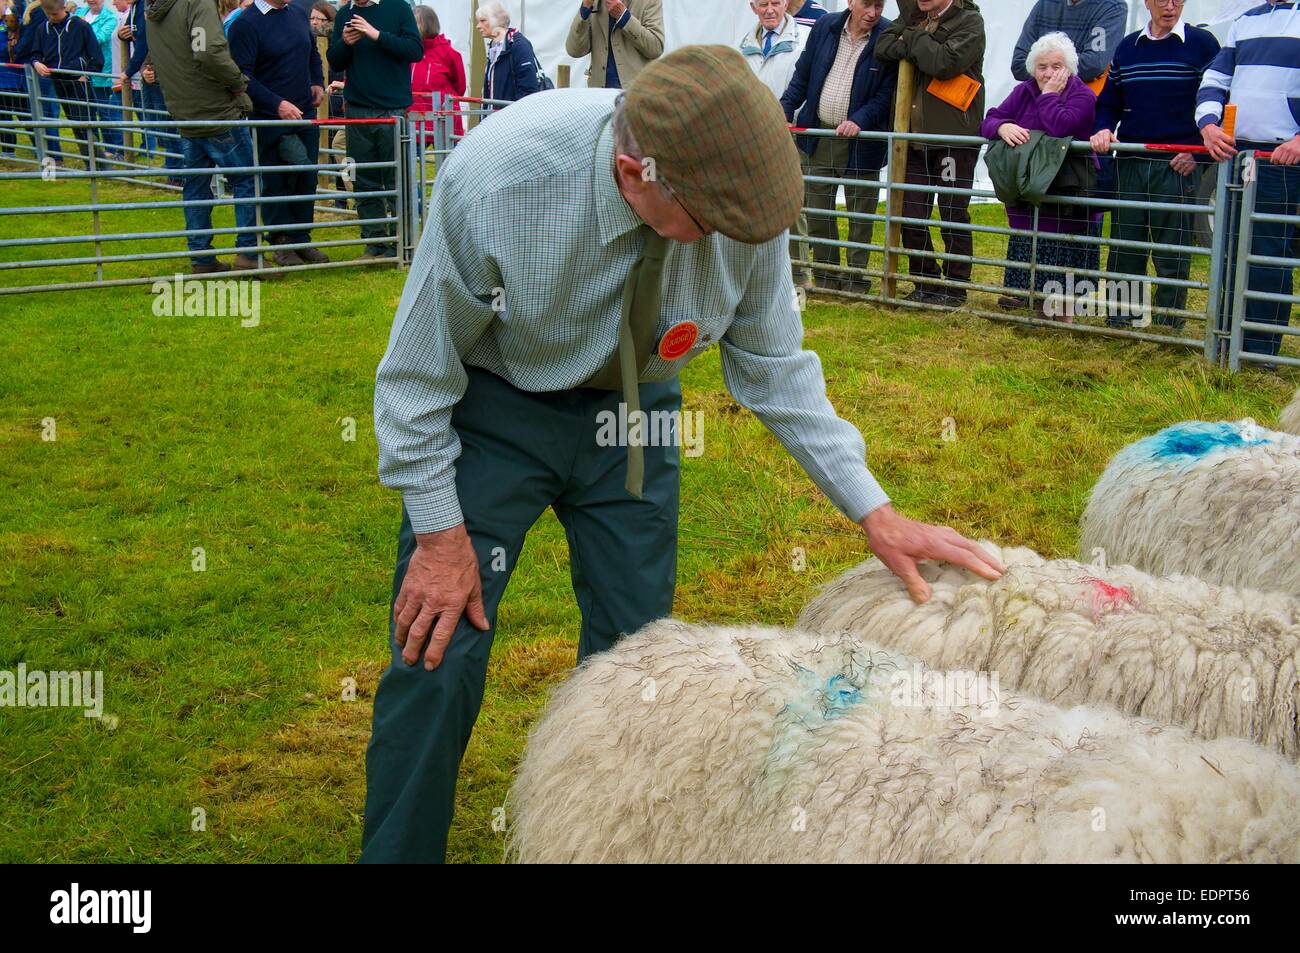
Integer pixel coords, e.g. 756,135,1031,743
1282,388,1300,436
1078,420,1300,596
506,620,1300,863
797,544,1300,760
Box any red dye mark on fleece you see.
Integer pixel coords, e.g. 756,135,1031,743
1077,577,1134,619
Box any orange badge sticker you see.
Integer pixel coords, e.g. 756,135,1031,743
657,321,699,361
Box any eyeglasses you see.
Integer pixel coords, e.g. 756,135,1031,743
1151,0,1184,8
662,180,710,236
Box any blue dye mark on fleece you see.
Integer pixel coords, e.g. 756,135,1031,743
782,667,864,725
1147,422,1271,462
823,675,861,716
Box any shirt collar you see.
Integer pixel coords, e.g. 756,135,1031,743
254,0,277,13
1140,19,1186,42
595,117,643,245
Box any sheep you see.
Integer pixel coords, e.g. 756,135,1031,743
1078,420,1300,597
797,544,1300,760
1281,388,1300,436
505,620,1300,863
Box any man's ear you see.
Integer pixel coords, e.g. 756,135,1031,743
613,152,647,195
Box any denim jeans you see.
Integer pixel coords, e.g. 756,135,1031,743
0,87,27,155
93,87,123,151
180,128,257,265
1225,156,1299,357
36,75,60,157
141,81,181,170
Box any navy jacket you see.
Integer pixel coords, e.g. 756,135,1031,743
780,10,896,172
28,14,103,74
484,28,540,104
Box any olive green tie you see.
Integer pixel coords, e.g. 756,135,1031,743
585,226,669,499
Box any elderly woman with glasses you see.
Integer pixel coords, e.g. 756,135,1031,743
981,31,1101,321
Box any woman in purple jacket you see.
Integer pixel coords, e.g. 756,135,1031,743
981,32,1099,321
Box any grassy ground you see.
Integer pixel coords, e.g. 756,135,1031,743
1,170,1297,863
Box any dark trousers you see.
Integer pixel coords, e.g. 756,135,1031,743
801,134,881,283
1107,154,1202,318
344,104,401,252
0,87,27,154
900,144,979,291
52,77,94,160
361,366,682,863
1225,156,1298,357
256,124,318,246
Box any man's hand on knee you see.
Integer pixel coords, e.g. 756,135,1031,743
393,524,490,670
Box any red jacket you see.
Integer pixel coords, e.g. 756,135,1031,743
410,34,465,137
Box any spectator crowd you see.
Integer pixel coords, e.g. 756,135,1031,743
0,0,1295,359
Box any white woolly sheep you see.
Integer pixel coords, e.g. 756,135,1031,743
1078,420,1300,597
506,620,1300,863
1281,388,1300,436
797,544,1300,760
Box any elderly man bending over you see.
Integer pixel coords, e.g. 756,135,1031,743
364,46,1003,864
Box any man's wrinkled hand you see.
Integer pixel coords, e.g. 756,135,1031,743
860,504,1005,604
393,524,490,670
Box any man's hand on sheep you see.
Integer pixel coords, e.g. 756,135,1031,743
860,504,1004,604
394,524,491,670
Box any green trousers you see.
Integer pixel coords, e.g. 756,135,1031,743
1106,154,1203,318
344,105,403,251
801,134,881,281
360,366,682,863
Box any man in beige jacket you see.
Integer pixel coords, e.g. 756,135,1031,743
566,0,663,89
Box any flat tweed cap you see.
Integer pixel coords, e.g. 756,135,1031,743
624,44,804,245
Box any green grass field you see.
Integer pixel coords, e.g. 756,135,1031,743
1,169,1297,863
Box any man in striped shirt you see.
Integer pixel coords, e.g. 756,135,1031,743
362,46,1002,862
1197,0,1300,360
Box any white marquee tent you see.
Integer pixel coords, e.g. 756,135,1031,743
434,0,1247,112
429,1,1248,195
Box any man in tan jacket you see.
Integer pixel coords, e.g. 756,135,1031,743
566,0,663,89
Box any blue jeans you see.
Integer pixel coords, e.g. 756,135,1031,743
1226,156,1299,357
93,87,123,151
180,128,257,265
141,81,181,170
37,75,60,157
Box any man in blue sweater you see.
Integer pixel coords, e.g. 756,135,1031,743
1011,0,1128,86
1089,0,1220,329
229,0,326,266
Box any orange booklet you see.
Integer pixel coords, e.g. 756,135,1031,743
927,73,981,111
1086,68,1109,96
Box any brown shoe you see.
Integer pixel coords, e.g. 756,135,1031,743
272,249,305,267
233,254,260,270
191,261,232,275
297,247,330,265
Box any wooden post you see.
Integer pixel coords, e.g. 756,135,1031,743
557,64,570,89
468,10,485,131
117,36,135,158
883,59,914,303
317,35,330,195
